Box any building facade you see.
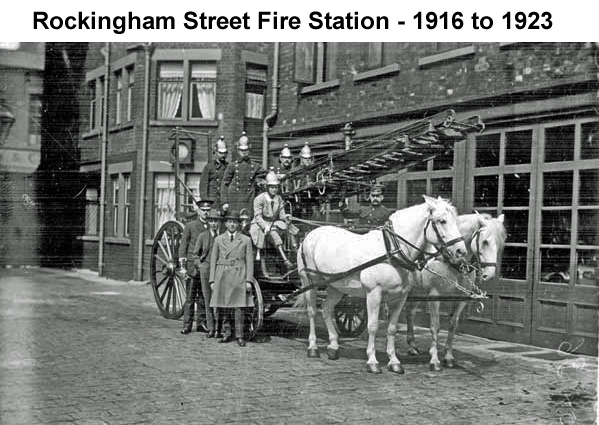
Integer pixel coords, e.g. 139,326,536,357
0,43,45,266
77,42,272,281
267,42,599,355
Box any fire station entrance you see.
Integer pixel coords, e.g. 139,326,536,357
402,115,599,356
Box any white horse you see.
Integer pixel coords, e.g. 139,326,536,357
405,213,506,371
297,195,468,374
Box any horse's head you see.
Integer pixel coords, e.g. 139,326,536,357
471,213,507,281
422,195,468,264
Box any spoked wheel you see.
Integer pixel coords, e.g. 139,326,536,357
150,220,186,319
245,279,263,340
263,304,280,318
334,295,367,338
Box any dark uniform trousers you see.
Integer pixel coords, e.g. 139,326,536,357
181,219,208,331
183,276,205,331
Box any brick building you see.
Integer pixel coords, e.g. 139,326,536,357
267,42,599,355
77,42,272,281
0,43,45,266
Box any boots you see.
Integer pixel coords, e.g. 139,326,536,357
277,245,294,270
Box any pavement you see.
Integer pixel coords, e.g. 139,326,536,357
0,266,597,425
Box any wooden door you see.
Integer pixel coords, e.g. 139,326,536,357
531,119,598,355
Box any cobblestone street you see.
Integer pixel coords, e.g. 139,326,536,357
0,267,597,424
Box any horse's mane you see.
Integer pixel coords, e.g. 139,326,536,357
388,197,458,224
481,216,507,246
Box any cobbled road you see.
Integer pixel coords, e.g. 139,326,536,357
0,267,597,424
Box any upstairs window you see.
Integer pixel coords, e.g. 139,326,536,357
245,66,267,119
294,42,337,85
158,62,183,119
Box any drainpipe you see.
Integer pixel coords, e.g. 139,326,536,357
136,42,152,281
262,42,279,169
98,42,111,276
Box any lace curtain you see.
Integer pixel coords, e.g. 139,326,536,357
159,82,183,119
192,82,215,119
155,175,176,232
245,92,263,119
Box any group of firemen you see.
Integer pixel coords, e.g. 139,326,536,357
178,132,394,346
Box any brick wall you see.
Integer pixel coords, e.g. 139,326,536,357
272,42,596,135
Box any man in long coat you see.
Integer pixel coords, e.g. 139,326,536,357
220,132,266,216
179,199,213,334
200,136,229,207
192,209,222,338
209,210,254,346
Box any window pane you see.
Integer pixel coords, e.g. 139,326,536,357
407,179,426,206
325,43,337,80
474,175,498,208
158,62,183,119
85,188,98,235
475,133,500,168
579,169,599,205
505,130,532,165
431,177,452,199
294,42,315,83
541,210,571,245
543,171,573,206
545,125,574,163
409,160,428,172
576,250,599,286
501,246,527,280
245,92,264,119
504,210,528,244
367,42,382,68
540,247,570,284
432,151,454,170
190,82,215,119
124,174,131,237
503,173,530,207
154,174,176,232
578,210,599,246
185,174,201,209
581,121,599,160
191,62,216,79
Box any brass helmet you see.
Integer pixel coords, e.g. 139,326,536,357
237,131,250,151
300,141,313,159
280,144,292,158
215,136,227,154
265,169,280,186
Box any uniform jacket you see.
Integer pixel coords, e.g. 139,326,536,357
209,231,255,308
249,192,297,249
220,157,266,213
179,218,208,276
200,158,228,205
341,204,394,226
192,228,219,270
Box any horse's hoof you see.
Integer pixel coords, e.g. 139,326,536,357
366,363,382,374
387,363,405,374
307,348,320,358
444,359,455,368
407,347,421,356
429,362,442,372
327,348,339,360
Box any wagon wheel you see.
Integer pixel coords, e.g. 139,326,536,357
334,295,367,338
245,279,264,340
150,220,186,319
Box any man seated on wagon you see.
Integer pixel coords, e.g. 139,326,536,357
250,170,299,271
339,182,394,227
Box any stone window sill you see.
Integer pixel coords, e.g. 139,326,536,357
418,45,475,68
109,122,135,133
78,235,99,242
105,237,131,245
150,119,219,127
300,79,340,95
354,63,400,82
82,128,103,139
